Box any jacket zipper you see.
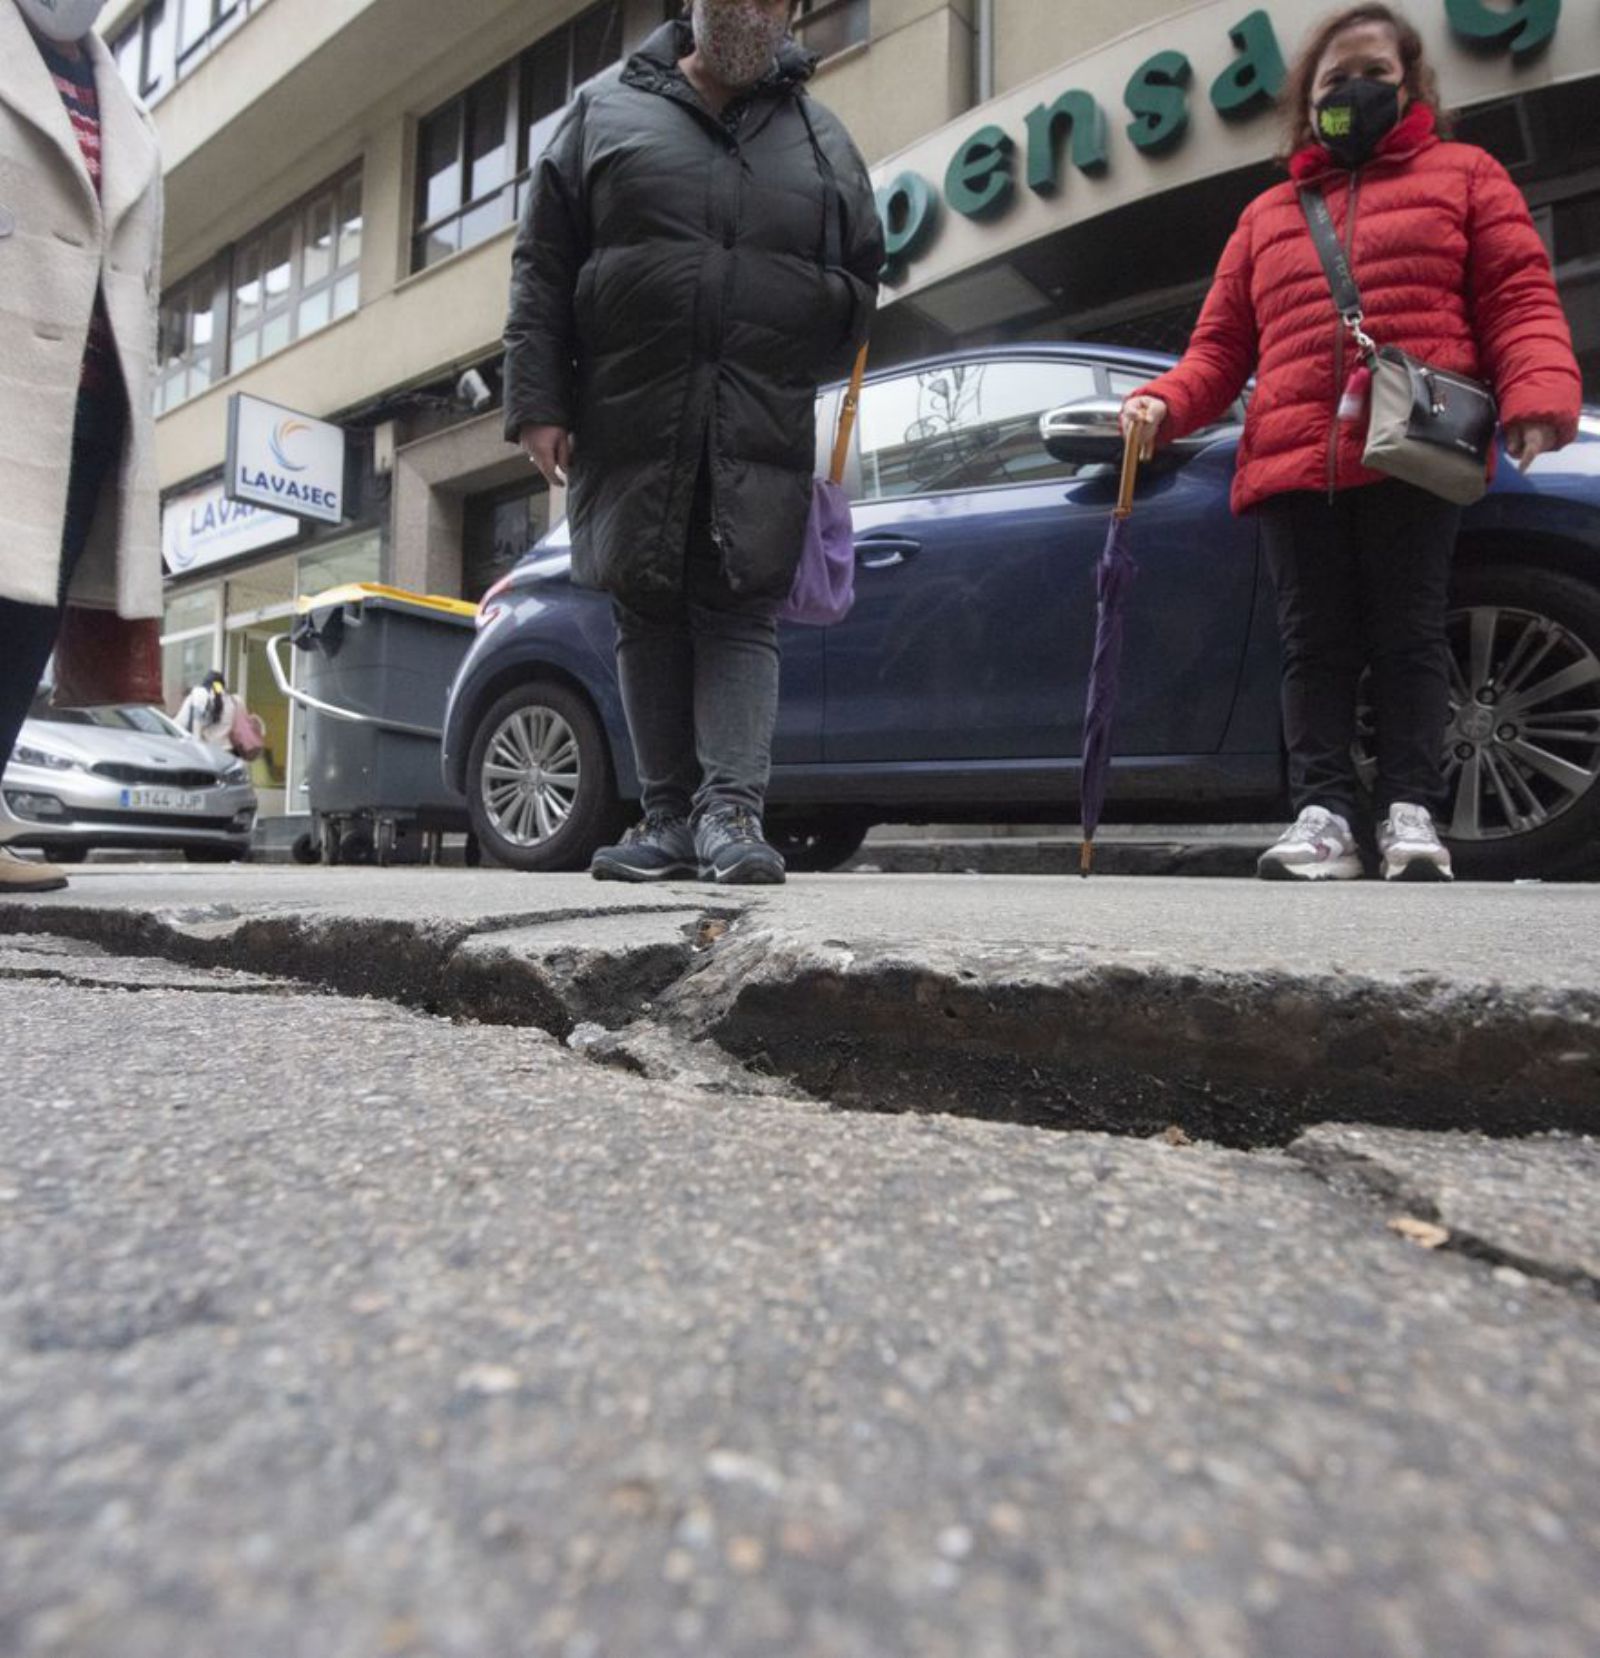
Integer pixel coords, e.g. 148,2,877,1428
1326,169,1362,501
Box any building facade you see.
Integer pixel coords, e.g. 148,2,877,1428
103,0,1600,827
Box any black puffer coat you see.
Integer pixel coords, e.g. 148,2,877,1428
502,21,883,600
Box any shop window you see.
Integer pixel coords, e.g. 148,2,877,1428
230,168,363,373
412,1,628,273
297,535,381,601
793,0,869,61
855,359,1098,501
156,261,223,414
463,484,551,602
160,585,222,715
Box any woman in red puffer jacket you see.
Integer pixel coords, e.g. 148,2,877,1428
1123,2,1582,885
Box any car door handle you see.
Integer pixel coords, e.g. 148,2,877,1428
855,535,921,570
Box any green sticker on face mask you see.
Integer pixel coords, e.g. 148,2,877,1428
1320,106,1354,137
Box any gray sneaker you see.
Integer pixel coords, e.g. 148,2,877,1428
590,812,697,882
1377,802,1454,882
695,808,786,885
1256,806,1363,882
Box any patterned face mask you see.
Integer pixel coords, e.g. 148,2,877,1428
1313,75,1403,168
691,0,787,90
16,0,108,42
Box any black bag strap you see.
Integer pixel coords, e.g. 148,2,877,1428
1298,186,1364,322
796,94,844,271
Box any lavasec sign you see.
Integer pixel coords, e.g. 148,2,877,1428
162,479,299,576
225,394,347,526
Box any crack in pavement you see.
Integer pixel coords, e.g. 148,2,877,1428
1288,1126,1600,1302
5,930,1596,1317
4,893,1598,1148
0,964,317,997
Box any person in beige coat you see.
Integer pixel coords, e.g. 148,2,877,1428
0,0,163,893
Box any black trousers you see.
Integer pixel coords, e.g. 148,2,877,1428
1259,481,1461,824
0,388,127,770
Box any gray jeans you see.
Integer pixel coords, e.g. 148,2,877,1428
611,460,780,823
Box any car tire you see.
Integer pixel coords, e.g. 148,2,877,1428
1427,563,1600,880
768,815,870,873
466,680,625,871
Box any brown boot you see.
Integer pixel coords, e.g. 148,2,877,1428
0,847,68,894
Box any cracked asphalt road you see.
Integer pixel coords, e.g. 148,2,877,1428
2,925,1598,1658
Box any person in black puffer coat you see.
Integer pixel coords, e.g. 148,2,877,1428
503,0,882,886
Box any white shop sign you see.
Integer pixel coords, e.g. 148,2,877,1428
225,393,347,526
162,479,298,576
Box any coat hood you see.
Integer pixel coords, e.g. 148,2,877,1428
1289,100,1438,183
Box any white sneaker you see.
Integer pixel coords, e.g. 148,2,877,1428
1256,806,1363,882
1377,802,1454,883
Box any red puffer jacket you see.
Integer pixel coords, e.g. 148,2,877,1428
1132,104,1582,515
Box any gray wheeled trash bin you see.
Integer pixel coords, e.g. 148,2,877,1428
268,584,479,866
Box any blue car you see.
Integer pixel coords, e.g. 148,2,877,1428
442,344,1600,878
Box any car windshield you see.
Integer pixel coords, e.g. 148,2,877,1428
37,705,187,738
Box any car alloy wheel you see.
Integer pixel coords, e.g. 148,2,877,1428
480,703,581,848
1440,602,1600,842
1354,565,1600,877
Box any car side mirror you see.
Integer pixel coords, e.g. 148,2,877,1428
1039,398,1225,466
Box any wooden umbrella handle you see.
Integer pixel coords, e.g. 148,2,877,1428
829,343,870,486
1115,419,1147,520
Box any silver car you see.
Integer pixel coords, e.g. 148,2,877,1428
0,705,257,863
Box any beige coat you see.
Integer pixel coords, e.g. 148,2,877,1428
0,0,163,618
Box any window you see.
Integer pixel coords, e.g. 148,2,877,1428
153,168,360,411
793,0,869,60
230,169,362,373
1549,187,1600,397
111,1,169,101
156,262,222,414
463,483,551,602
855,360,1098,501
160,585,222,714
412,0,628,272
111,0,261,103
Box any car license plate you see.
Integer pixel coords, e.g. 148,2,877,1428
120,787,207,813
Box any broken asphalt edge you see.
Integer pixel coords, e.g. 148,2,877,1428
2,895,1597,1149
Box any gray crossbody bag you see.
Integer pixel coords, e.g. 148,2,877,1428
1299,187,1497,506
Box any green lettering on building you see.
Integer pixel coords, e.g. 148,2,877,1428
1024,90,1109,195
876,170,940,281
1125,50,1193,154
1445,0,1559,59
1209,9,1287,119
946,124,1016,220
872,0,1562,286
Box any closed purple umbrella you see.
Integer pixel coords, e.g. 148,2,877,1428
1079,421,1150,875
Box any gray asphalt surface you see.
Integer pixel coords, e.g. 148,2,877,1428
2,931,1598,1658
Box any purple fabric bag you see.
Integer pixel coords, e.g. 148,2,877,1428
780,101,869,629
779,477,855,627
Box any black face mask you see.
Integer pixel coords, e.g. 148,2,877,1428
1313,76,1402,167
